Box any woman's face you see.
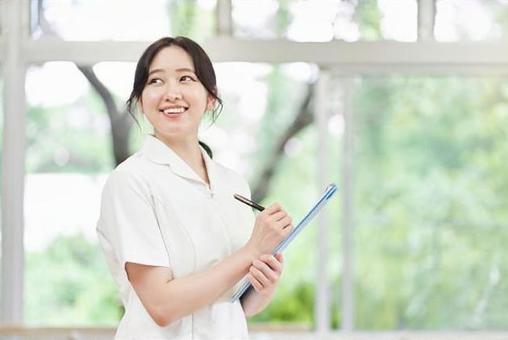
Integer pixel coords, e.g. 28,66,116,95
140,45,214,142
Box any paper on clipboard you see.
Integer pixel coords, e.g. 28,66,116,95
231,183,338,301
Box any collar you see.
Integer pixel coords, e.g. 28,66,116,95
140,135,216,189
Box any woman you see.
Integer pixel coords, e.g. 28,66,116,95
96,36,293,339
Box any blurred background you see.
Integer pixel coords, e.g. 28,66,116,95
1,0,508,339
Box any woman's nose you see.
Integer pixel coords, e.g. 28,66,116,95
163,83,182,101
164,92,182,101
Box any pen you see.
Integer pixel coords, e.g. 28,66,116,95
233,194,265,211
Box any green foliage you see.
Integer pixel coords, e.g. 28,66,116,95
352,77,508,329
494,2,508,38
24,76,508,330
274,0,293,37
25,234,122,325
167,0,215,41
20,2,508,330
251,281,314,324
355,0,382,40
26,87,113,173
252,65,310,180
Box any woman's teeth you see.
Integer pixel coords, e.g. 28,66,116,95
162,107,186,114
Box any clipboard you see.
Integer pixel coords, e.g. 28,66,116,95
231,183,338,301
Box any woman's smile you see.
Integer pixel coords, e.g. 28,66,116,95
159,105,189,118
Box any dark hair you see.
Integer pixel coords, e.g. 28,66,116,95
126,36,223,158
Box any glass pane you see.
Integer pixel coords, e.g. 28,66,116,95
30,0,216,42
201,62,336,327
435,0,508,41
352,76,508,329
232,0,417,42
23,60,334,328
24,62,130,325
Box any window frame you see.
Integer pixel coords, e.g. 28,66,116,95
2,0,508,334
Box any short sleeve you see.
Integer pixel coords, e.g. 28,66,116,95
97,169,169,269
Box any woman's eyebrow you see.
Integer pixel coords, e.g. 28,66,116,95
148,68,196,76
175,68,196,73
148,68,164,76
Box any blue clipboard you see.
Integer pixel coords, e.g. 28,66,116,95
231,183,338,301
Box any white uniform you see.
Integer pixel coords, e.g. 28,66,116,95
97,135,255,340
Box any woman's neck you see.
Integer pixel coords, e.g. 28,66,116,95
153,133,209,185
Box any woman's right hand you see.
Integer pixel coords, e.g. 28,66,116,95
245,203,293,256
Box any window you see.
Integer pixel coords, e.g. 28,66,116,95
206,62,339,326
1,0,507,335
232,0,417,42
351,76,508,328
30,0,216,42
435,0,508,41
24,62,123,324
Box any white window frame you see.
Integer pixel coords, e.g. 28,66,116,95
2,0,508,334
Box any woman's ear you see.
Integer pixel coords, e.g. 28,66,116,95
137,99,144,114
206,96,216,112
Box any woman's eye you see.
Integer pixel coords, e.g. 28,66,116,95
148,78,162,85
181,75,195,82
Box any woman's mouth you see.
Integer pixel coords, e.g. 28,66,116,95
160,107,188,117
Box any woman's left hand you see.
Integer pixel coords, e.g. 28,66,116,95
247,253,284,297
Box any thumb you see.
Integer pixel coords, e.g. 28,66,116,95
275,252,284,263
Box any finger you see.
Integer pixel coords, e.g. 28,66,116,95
254,258,278,277
269,210,287,222
250,265,272,286
252,260,278,282
248,273,263,292
250,265,272,285
263,203,282,214
260,254,282,273
275,253,284,263
276,216,292,229
282,220,294,231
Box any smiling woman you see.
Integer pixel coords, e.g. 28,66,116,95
96,36,295,339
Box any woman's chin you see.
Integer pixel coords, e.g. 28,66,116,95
155,126,194,140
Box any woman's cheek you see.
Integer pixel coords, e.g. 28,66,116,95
142,88,163,105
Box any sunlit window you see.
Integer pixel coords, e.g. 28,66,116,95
1,0,507,335
435,0,508,41
22,60,330,326
351,76,508,329
209,62,340,327
232,0,417,42
30,0,216,41
24,62,121,325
